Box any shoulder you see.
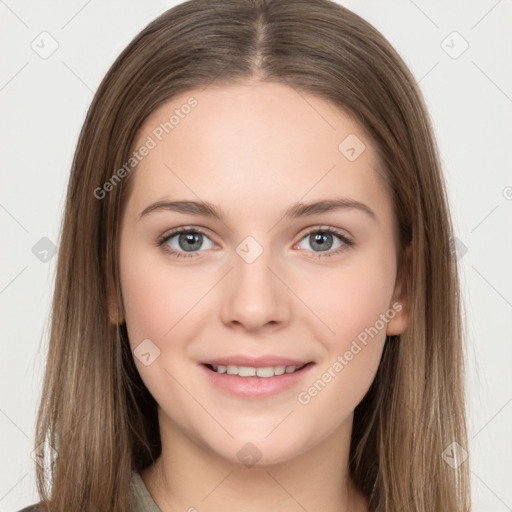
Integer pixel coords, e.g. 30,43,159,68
16,472,157,512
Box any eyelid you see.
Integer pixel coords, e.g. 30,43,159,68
158,225,209,240
295,224,353,242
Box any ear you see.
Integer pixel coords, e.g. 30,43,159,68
107,275,124,325
386,244,412,336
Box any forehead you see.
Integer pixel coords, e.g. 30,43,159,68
126,81,391,223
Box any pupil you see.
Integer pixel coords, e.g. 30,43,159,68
311,232,332,252
179,232,202,252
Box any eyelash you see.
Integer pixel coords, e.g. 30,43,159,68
157,226,354,260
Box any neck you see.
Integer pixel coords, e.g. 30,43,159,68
141,408,369,512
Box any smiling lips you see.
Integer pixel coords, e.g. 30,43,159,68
199,355,315,399
201,356,312,378
206,363,309,378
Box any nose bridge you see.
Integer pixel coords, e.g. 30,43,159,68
220,235,289,330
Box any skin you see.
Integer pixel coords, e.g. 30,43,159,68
114,81,409,512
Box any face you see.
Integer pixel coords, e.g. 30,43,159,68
116,81,407,465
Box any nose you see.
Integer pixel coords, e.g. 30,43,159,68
219,244,291,332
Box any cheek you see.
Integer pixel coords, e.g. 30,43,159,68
298,254,395,349
120,245,208,348
119,249,209,414
292,249,396,404
119,245,221,399
293,294,390,431
332,269,393,356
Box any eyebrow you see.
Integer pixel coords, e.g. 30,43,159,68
139,197,376,222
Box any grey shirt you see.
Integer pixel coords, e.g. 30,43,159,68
129,470,162,512
18,471,162,512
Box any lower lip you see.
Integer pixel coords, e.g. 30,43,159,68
199,363,315,400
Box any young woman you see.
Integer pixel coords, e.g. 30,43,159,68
20,0,471,510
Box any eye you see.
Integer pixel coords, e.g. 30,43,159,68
157,226,353,260
158,227,215,258
295,227,353,258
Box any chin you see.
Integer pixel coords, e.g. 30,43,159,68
206,431,309,468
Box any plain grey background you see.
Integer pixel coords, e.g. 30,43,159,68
1,0,511,510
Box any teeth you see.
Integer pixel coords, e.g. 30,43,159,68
212,364,300,377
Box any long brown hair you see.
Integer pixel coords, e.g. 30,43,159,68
32,0,471,510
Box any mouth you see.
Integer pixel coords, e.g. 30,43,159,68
202,362,312,378
199,360,315,400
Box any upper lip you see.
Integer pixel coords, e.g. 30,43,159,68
200,356,313,368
